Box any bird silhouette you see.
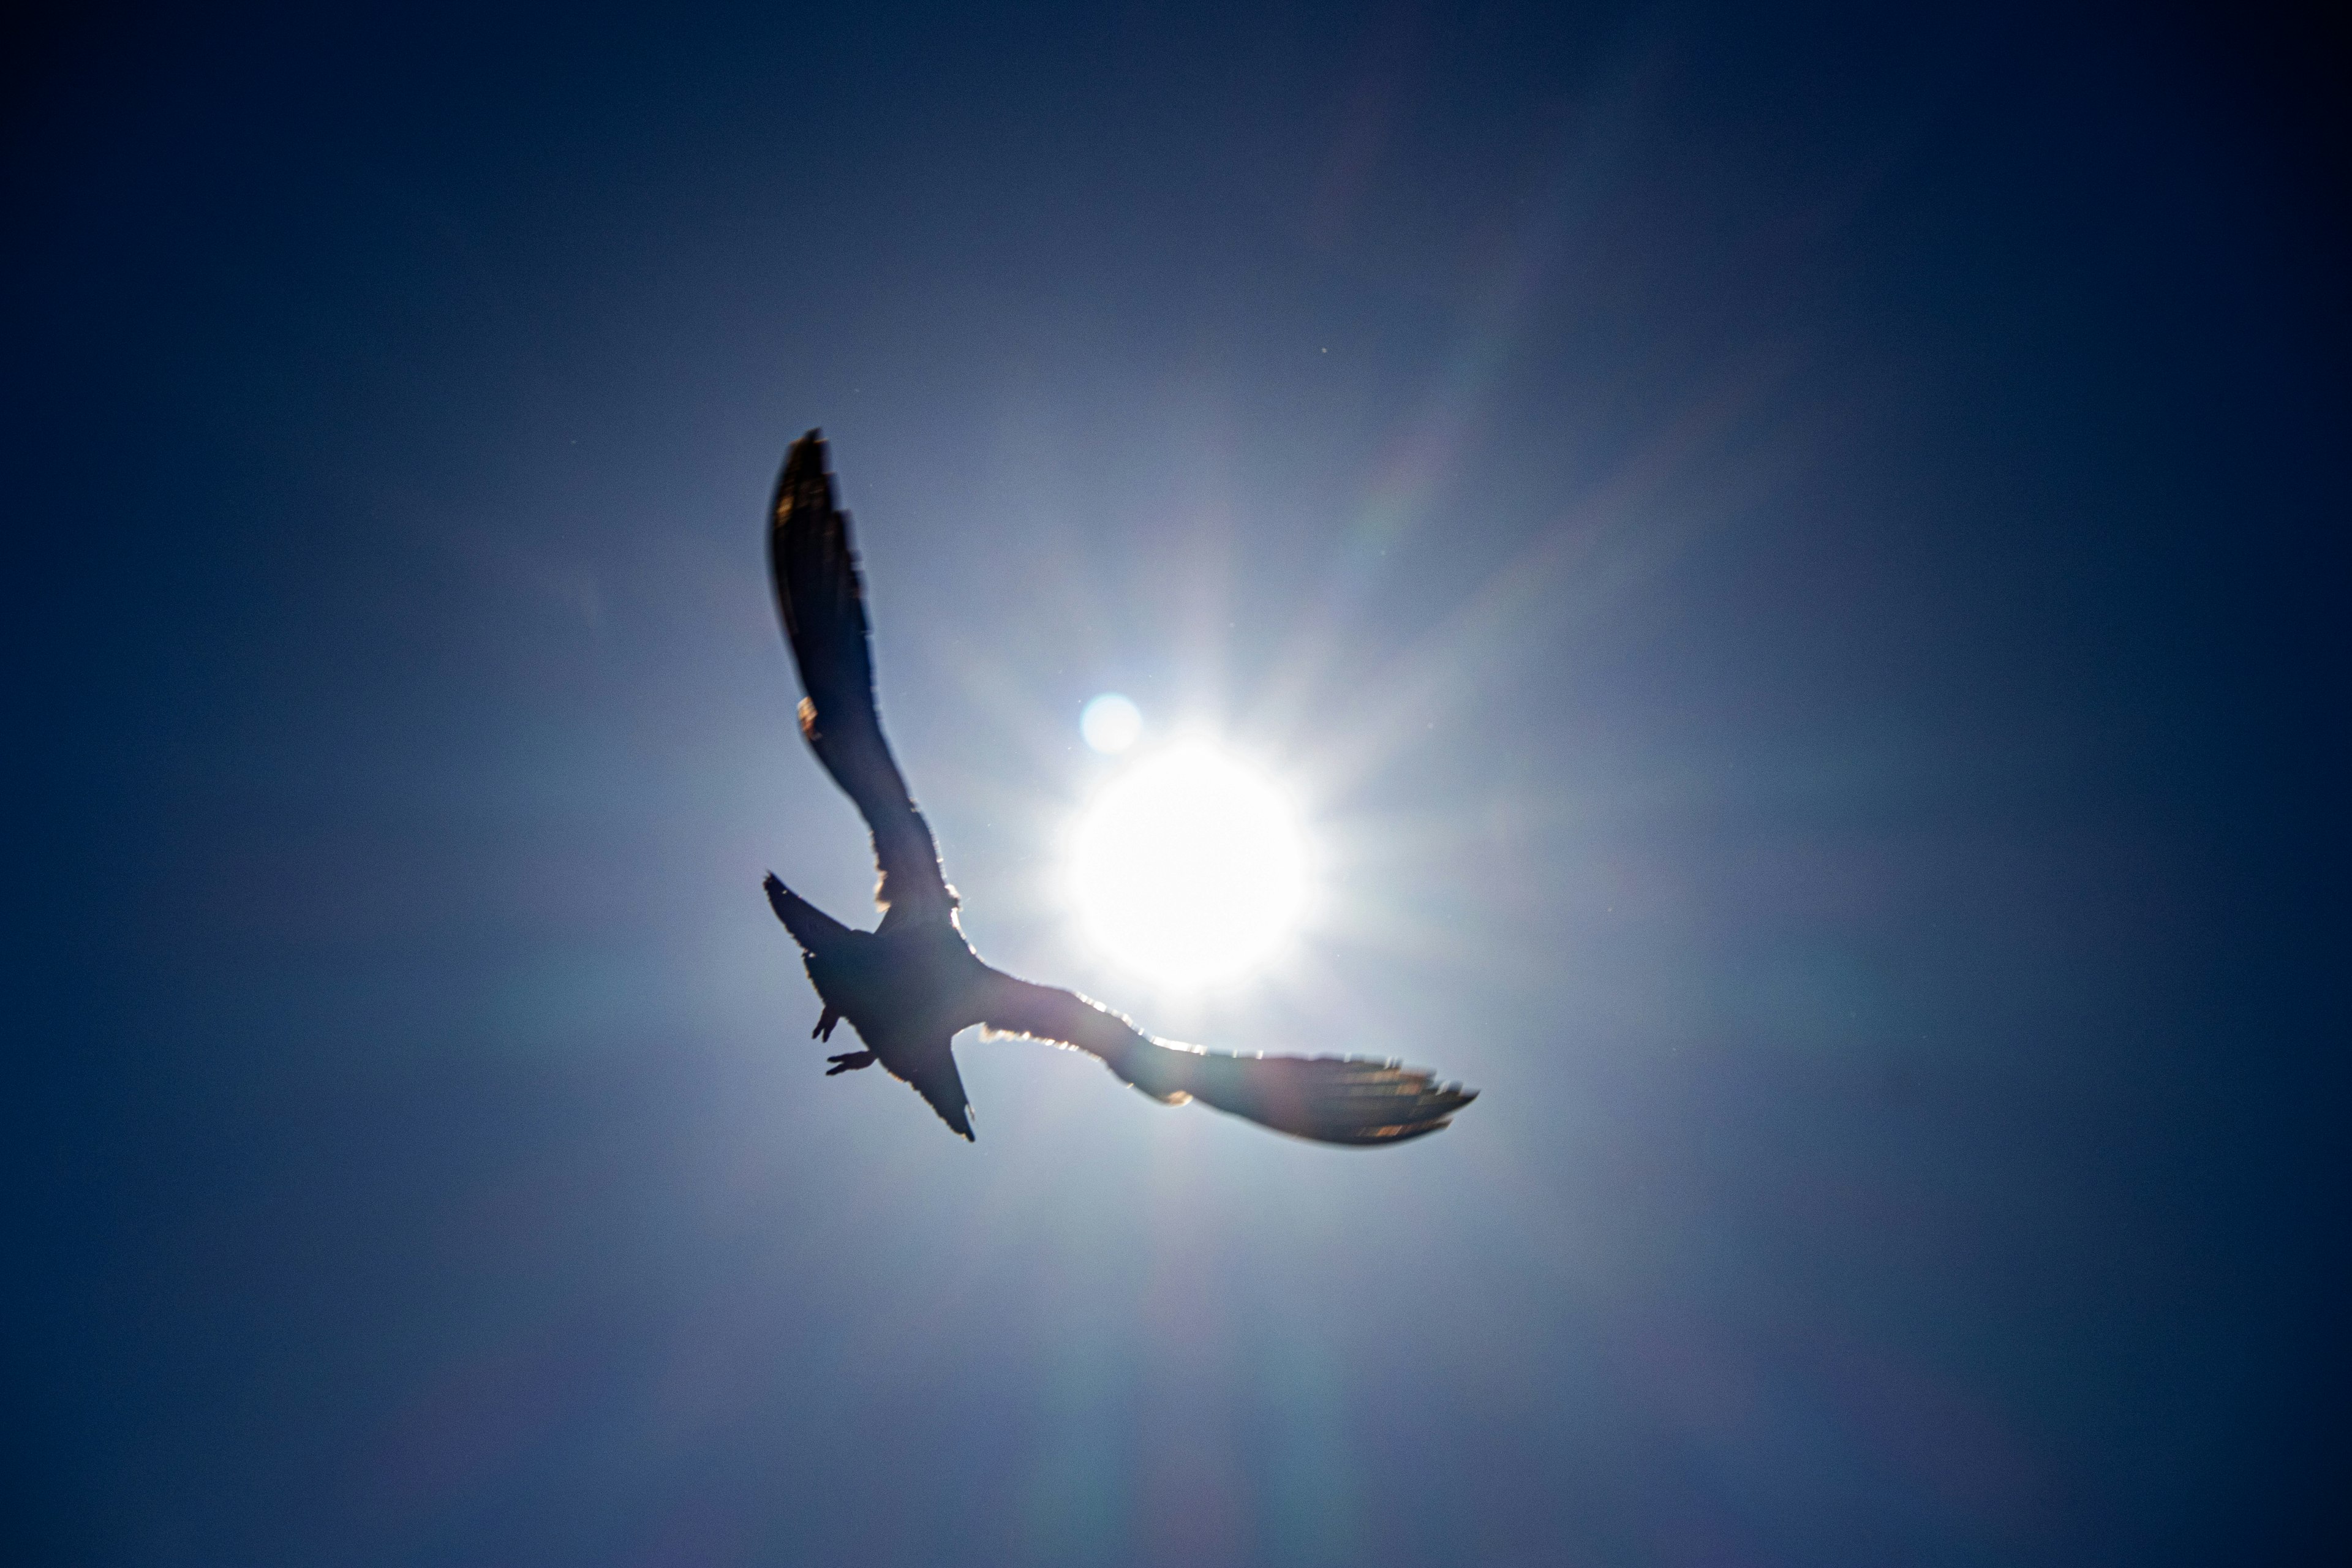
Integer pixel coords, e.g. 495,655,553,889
761,431,1476,1145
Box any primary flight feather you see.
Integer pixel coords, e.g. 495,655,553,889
761,431,1476,1145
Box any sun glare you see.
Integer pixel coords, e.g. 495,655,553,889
1070,745,1306,986
1080,693,1143,753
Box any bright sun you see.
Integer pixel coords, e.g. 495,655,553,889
1069,744,1307,986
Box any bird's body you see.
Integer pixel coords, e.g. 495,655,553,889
761,430,1474,1145
764,873,992,1139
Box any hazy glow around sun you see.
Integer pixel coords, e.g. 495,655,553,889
1069,744,1306,986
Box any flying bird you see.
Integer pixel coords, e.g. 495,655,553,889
760,431,1476,1145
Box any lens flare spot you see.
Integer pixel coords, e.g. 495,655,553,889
1080,693,1144,753
1071,746,1306,985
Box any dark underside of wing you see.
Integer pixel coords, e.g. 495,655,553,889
769,431,953,925
1144,1050,1474,1145
980,974,1475,1145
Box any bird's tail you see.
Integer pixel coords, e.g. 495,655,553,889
763,872,853,954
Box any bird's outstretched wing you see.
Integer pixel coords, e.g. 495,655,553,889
769,431,954,927
980,974,1475,1145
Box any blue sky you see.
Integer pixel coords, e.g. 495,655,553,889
7,4,2345,1563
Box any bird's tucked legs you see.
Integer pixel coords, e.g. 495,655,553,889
825,1050,876,1076
813,1005,842,1042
